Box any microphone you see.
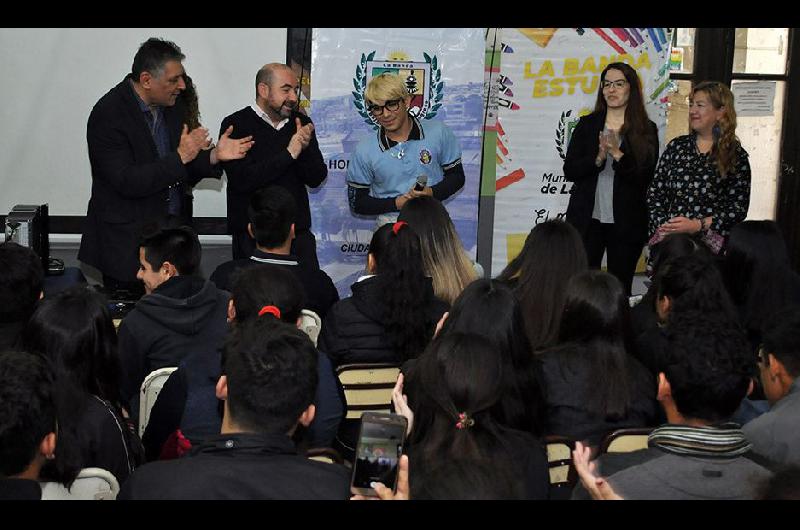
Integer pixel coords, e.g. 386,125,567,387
414,174,428,192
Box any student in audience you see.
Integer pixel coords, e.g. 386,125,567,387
144,266,343,458
496,220,588,351
319,221,448,367
572,310,770,500
539,271,658,446
722,220,800,352
210,185,338,318
742,307,800,466
397,195,478,305
395,333,549,499
634,252,738,375
117,225,229,415
407,278,545,436
21,287,144,487
0,242,44,350
119,317,350,499
630,233,711,339
0,351,57,500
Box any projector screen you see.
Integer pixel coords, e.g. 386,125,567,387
0,28,288,219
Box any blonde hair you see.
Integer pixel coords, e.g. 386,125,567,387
692,81,741,177
398,196,477,305
365,73,409,104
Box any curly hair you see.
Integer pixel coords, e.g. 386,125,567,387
663,309,753,422
692,81,741,177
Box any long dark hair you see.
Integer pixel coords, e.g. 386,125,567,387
497,220,588,351
723,221,800,339
553,271,638,419
371,222,435,361
594,62,657,167
407,333,524,478
654,252,738,321
438,279,545,435
21,286,125,485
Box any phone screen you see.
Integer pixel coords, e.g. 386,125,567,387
352,415,406,493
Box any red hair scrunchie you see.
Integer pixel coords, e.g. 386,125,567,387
258,305,281,319
392,221,408,235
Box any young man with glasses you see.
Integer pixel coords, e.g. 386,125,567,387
347,73,465,224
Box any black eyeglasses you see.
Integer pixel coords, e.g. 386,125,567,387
367,99,401,116
602,80,628,90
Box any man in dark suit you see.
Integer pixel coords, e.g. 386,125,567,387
220,63,327,267
79,38,253,293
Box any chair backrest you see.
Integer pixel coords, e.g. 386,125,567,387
335,363,400,420
40,467,120,500
628,294,644,307
600,428,653,454
299,309,322,347
307,447,344,465
138,366,178,437
545,435,577,489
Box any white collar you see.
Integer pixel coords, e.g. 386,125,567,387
250,103,289,131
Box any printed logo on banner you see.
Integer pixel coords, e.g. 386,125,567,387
352,51,445,128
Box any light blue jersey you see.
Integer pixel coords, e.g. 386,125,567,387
347,117,461,198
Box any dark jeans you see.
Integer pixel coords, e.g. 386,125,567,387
232,229,320,269
583,219,644,297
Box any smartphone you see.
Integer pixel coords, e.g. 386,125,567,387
350,412,407,497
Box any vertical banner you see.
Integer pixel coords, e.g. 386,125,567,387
490,28,672,275
310,28,485,296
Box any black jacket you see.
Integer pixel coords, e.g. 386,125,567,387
538,344,659,446
318,276,449,367
117,275,230,406
118,432,350,500
220,107,326,235
39,394,144,486
210,250,339,319
79,77,220,282
564,111,659,243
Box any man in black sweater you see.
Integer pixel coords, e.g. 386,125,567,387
220,63,327,266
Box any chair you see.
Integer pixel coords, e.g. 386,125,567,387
307,447,344,465
335,363,401,420
600,428,653,454
299,309,322,347
138,366,178,437
40,467,120,500
545,435,578,491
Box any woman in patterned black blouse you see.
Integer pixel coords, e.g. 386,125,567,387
647,82,751,253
